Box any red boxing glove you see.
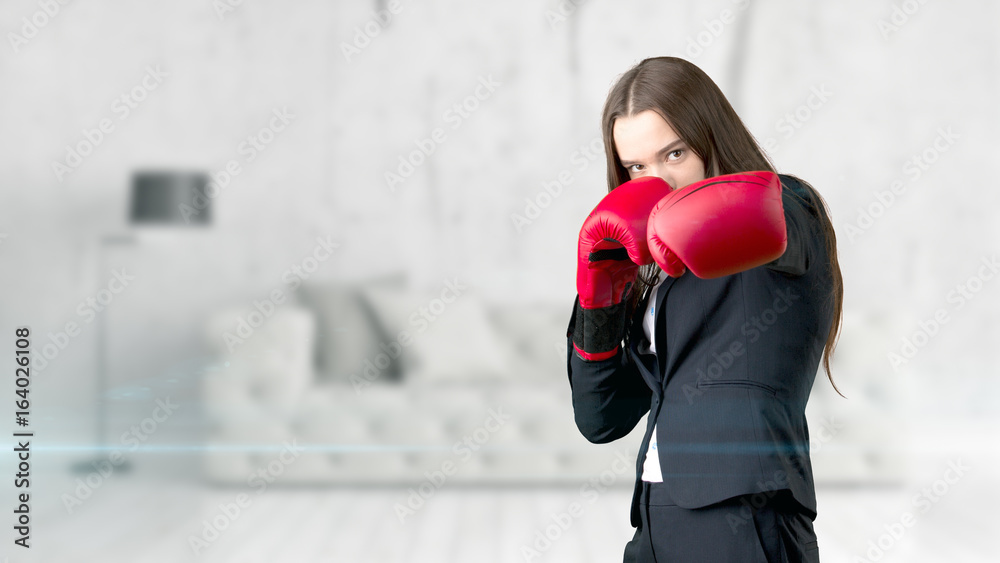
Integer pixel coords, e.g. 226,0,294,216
646,171,787,279
574,176,674,361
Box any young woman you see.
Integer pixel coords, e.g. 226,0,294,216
566,56,843,562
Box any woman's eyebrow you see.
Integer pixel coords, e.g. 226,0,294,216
619,139,685,166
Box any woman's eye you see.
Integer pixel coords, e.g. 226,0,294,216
628,164,644,173
667,149,684,161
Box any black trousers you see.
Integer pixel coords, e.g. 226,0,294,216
623,481,820,562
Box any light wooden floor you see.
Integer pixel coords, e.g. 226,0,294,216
13,451,997,563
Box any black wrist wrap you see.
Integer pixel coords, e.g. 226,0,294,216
571,300,626,359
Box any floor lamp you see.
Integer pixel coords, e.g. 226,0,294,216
72,171,211,475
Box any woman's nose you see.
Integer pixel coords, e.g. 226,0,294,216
652,169,675,190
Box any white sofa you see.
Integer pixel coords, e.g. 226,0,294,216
200,276,641,485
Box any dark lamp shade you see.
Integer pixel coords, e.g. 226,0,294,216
129,171,211,225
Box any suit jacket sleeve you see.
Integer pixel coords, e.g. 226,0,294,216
565,297,652,444
765,176,816,277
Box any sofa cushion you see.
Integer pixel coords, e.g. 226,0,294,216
359,284,512,383
297,278,403,384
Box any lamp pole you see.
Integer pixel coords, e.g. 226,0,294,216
72,233,135,474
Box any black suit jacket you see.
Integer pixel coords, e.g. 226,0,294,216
565,175,834,527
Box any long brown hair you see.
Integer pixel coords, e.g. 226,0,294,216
600,56,844,395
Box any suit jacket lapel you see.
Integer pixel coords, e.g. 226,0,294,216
655,274,676,386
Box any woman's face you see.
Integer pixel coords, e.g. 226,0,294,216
613,110,708,190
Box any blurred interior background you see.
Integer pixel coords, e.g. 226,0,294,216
0,0,997,561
